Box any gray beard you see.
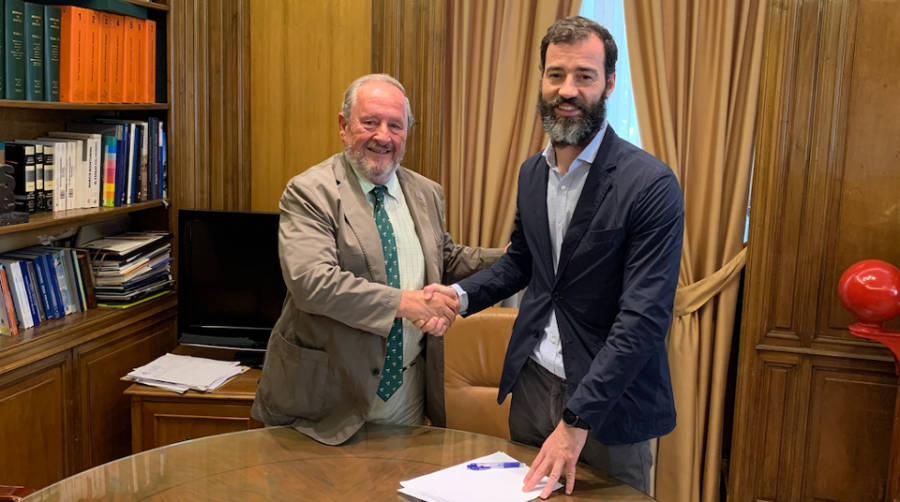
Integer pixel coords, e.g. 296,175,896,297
539,95,607,147
345,148,401,185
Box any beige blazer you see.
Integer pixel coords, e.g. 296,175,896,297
251,153,502,445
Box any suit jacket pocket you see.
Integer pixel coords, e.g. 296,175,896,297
584,227,623,244
258,331,331,421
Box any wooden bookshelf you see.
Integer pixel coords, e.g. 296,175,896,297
0,200,167,236
0,0,176,490
121,0,170,12
0,100,169,110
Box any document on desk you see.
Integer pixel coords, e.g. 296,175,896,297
124,353,246,393
398,451,562,502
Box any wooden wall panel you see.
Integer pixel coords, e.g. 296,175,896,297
249,0,371,212
0,353,71,489
755,357,798,502
822,0,900,334
730,0,900,500
73,315,176,471
170,0,251,216
371,0,446,183
805,366,895,502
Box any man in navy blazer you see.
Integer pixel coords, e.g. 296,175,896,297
432,16,683,497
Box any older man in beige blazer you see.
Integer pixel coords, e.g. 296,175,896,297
251,74,502,445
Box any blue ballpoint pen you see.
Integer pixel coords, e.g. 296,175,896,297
466,461,525,471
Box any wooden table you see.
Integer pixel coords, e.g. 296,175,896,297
24,424,655,501
125,368,263,452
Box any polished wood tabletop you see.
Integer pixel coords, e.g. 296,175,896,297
25,424,655,501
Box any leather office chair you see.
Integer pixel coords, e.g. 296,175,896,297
443,307,517,439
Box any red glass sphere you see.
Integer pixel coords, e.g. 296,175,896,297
838,259,900,323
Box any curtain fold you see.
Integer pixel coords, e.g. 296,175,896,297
625,2,767,501
441,0,580,248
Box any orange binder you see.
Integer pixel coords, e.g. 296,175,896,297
110,14,124,103
99,13,116,102
58,6,87,103
134,18,145,103
85,9,102,103
143,19,156,103
122,16,139,103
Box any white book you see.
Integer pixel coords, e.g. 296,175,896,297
47,132,102,208
42,136,81,209
36,138,69,211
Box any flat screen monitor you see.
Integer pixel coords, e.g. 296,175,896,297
177,209,285,353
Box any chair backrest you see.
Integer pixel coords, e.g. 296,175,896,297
443,307,517,439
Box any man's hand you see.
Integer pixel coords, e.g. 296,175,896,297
522,421,589,498
414,284,460,335
397,287,459,336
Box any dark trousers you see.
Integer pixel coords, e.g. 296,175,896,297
508,358,653,494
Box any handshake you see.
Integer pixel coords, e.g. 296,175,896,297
397,284,461,336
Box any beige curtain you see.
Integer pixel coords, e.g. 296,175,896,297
441,0,580,248
625,2,766,501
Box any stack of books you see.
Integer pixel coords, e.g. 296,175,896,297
83,231,172,307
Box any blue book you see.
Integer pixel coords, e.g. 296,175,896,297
17,261,39,325
34,246,78,314
5,251,61,319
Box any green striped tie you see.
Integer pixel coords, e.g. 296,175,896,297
372,186,403,401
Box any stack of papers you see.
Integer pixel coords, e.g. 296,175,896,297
124,353,246,393
399,451,562,502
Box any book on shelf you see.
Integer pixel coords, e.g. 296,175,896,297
0,265,19,335
0,259,33,328
19,139,64,211
4,142,36,213
4,249,63,319
84,231,172,307
5,0,26,100
14,140,53,211
57,4,85,103
67,121,124,207
84,7,100,103
74,249,97,309
84,231,170,263
42,4,59,101
23,1,43,101
46,131,100,209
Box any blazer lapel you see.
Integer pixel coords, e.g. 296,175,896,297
397,168,441,284
335,154,386,283
526,156,556,280
555,128,617,281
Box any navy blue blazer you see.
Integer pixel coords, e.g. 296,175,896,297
458,127,683,445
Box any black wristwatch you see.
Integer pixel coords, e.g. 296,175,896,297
562,408,591,430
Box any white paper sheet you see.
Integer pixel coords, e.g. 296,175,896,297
398,451,562,502
125,353,244,392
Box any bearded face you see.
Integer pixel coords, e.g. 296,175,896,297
339,81,409,185
538,91,607,147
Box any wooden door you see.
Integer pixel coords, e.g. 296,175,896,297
729,1,900,501
0,352,72,489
